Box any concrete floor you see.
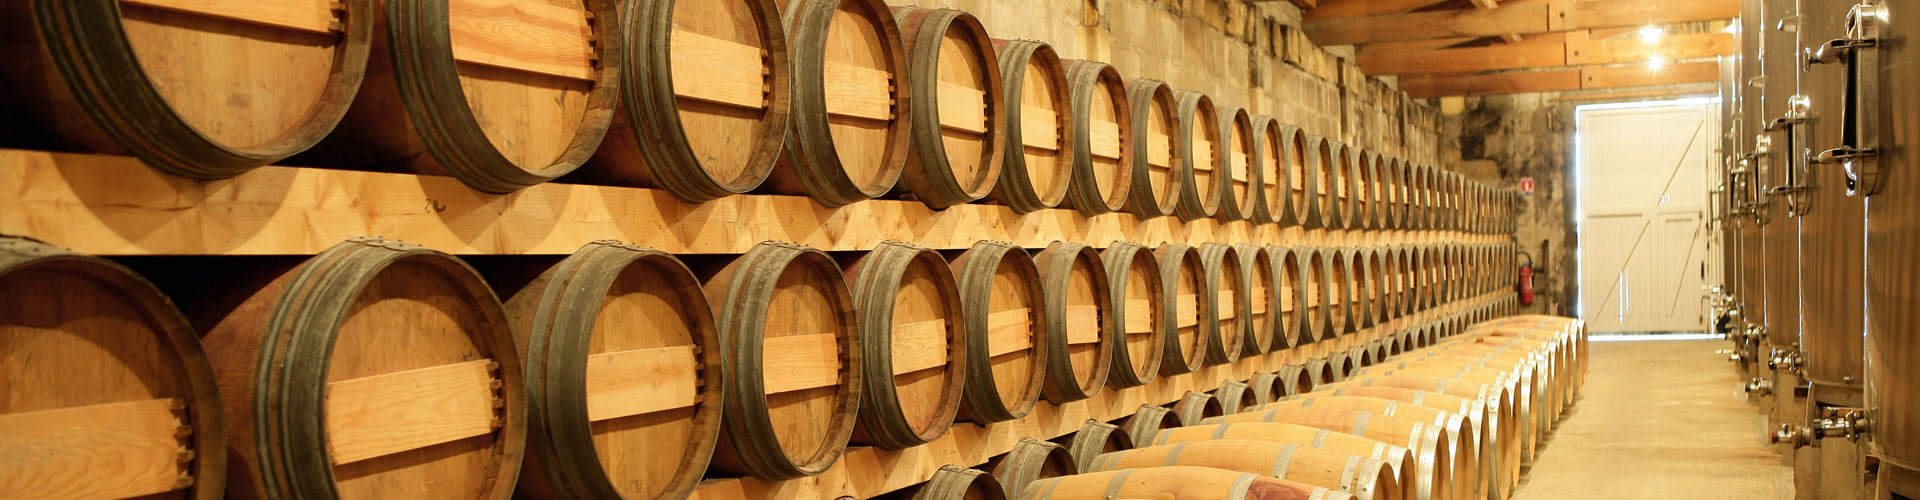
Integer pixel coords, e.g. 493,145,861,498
1511,339,1793,500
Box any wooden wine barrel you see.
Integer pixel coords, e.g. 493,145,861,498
1147,424,1413,499
1366,248,1391,325
1327,247,1358,336
1237,243,1280,356
988,39,1071,214
886,465,1007,500
1280,126,1315,227
1124,78,1183,218
988,438,1077,498
1376,248,1401,323
1172,90,1222,220
1174,391,1226,426
1368,152,1392,230
1197,243,1246,365
1290,386,1504,484
1024,466,1350,500
504,241,720,499
843,241,966,449
0,237,227,499
1200,408,1451,500
197,238,524,498
700,241,860,479
0,0,370,179
1381,156,1405,230
1216,106,1259,221
1329,142,1360,229
1121,405,1184,446
1304,134,1344,229
1442,171,1464,231
1088,441,1402,500
1412,164,1435,230
766,0,910,206
1370,338,1390,364
581,0,790,202
1393,246,1415,318
1331,375,1518,466
1347,248,1377,330
1214,380,1260,414
1060,60,1133,215
1157,244,1209,374
1268,245,1311,348
1302,247,1338,342
1299,358,1332,392
1250,116,1294,224
1416,245,1438,312
293,0,619,193
891,6,1005,209
1102,242,1165,388
1349,148,1377,230
1057,419,1136,473
1249,396,1483,500
1347,347,1375,370
1035,242,1113,403
951,241,1046,423
1276,364,1317,399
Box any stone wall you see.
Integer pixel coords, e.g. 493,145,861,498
883,0,1442,165
1438,94,1577,316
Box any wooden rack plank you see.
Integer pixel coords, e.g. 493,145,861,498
1066,304,1101,344
671,29,769,110
1146,132,1173,167
448,0,596,81
823,62,895,121
0,149,1508,256
1088,120,1123,159
1230,152,1251,182
760,334,842,393
0,398,189,499
585,345,701,421
1020,107,1062,151
123,0,335,34
689,289,1515,499
326,359,501,465
890,319,951,374
1124,299,1155,333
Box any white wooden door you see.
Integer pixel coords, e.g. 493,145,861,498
1577,101,1717,332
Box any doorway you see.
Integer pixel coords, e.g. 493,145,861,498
1576,99,1719,333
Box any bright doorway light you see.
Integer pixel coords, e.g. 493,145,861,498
1639,26,1666,42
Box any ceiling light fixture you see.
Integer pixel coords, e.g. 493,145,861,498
1648,56,1667,70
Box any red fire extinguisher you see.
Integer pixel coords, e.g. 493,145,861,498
1517,252,1536,306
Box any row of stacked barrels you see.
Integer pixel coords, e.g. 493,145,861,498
886,312,1581,500
0,235,1517,499
0,0,1512,231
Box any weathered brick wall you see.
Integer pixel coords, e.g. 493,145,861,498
882,0,1439,165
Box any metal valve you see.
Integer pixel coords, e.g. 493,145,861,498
1768,349,1804,374
1774,408,1871,447
1746,377,1773,396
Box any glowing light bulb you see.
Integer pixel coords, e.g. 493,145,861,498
1648,56,1667,70
1639,26,1665,42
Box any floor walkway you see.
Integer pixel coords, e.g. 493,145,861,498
1510,339,1793,500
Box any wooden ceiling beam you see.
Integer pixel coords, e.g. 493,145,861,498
1359,31,1733,75
1305,0,1458,20
1398,60,1719,97
1304,0,1735,45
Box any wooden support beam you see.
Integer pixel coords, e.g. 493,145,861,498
1359,31,1733,75
1304,0,1456,20
1398,61,1719,97
1548,86,1717,102
1306,0,1735,46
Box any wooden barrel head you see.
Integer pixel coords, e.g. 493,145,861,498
769,0,910,206
195,238,524,499
1350,149,1376,229
1063,60,1132,215
1237,244,1277,356
952,241,1045,423
1347,248,1375,330
845,242,965,449
1171,90,1220,220
1100,242,1163,388
892,6,1004,209
1286,127,1313,227
1197,244,1243,366
503,241,721,499
1155,244,1207,374
1217,106,1256,221
1036,242,1112,403
1120,405,1182,445
1056,420,1134,473
1172,391,1224,426
1301,247,1332,343
701,242,859,479
1380,156,1403,229
0,238,226,499
1270,246,1308,349
0,0,370,177
885,465,1007,500
1306,134,1341,229
587,0,790,201
990,39,1071,213
1381,247,1404,321
1213,380,1258,414
1124,78,1181,217
1325,247,1354,336
1332,142,1358,229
